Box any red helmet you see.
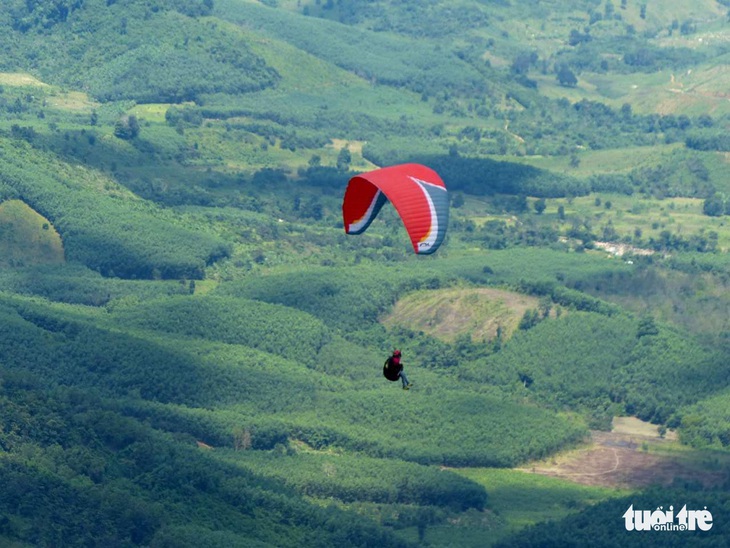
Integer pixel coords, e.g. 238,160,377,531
393,349,401,357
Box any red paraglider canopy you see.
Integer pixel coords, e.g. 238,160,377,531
342,163,448,255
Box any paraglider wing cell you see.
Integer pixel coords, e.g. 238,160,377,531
342,163,448,254
341,178,388,235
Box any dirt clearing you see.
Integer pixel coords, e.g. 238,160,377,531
519,417,728,489
381,287,549,343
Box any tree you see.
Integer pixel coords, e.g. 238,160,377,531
538,296,552,319
680,20,696,35
114,115,140,140
637,315,659,338
518,371,534,388
513,195,528,213
534,198,546,215
605,1,615,18
511,51,537,75
233,427,252,451
703,194,725,217
569,29,591,46
556,64,577,87
336,146,351,171
697,114,713,128
519,309,540,330
601,220,617,240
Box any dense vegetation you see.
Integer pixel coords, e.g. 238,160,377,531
0,0,728,545
0,370,411,547
497,485,730,547
3,0,277,102
463,312,728,429
0,138,231,278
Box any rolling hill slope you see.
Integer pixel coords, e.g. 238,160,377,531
0,0,728,546
0,199,64,267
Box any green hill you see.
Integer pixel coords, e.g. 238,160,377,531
2,0,278,102
0,138,231,279
0,0,728,546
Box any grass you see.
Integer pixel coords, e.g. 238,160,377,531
423,468,627,547
128,103,175,123
222,17,369,94
0,199,64,267
465,468,626,527
498,143,703,177
0,72,100,115
381,287,545,343
477,145,668,188
0,72,49,87
608,64,730,117
611,416,674,439
455,186,730,254
45,90,99,113
531,60,730,117
543,194,730,251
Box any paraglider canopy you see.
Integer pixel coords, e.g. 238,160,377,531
342,163,448,255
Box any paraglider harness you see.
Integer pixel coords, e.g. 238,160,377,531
383,351,402,382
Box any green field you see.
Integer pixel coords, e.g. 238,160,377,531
445,468,627,546
0,199,64,267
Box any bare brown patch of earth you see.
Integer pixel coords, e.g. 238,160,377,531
519,417,728,489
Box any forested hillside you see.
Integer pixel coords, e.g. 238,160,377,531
0,0,728,546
